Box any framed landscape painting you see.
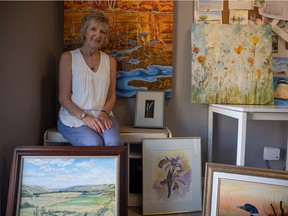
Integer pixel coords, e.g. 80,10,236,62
6,146,127,216
142,138,202,215
203,163,288,216
195,11,222,24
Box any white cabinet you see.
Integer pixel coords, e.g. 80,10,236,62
120,126,172,206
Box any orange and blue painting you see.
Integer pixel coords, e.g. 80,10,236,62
64,0,173,98
217,178,288,216
191,24,274,104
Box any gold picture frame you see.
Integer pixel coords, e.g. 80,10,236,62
203,163,288,216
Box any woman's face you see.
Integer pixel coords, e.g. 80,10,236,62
84,21,108,49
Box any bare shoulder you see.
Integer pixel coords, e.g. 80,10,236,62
108,55,116,65
59,51,72,74
60,51,72,61
108,55,117,73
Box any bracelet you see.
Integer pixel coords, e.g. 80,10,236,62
80,112,87,120
100,110,109,116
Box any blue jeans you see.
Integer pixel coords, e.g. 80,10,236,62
57,116,123,146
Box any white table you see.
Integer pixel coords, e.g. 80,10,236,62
208,104,288,170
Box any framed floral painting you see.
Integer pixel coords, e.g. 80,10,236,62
142,138,202,215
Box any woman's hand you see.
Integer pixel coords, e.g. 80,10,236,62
99,112,113,130
82,115,106,134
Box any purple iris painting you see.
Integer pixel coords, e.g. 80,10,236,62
158,156,185,198
153,151,192,201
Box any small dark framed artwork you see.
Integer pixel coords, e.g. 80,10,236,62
134,90,165,128
145,100,155,118
6,146,127,216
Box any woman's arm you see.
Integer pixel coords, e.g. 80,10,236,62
58,51,85,119
98,56,117,129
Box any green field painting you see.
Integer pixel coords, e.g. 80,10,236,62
17,157,117,216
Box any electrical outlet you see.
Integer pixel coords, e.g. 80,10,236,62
263,147,280,160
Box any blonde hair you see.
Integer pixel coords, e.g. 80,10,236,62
81,11,110,42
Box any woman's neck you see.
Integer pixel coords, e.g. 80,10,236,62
80,46,100,57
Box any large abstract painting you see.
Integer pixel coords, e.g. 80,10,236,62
64,1,173,98
191,24,274,104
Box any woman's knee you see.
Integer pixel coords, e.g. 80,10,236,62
65,132,104,146
58,120,104,146
79,134,104,146
103,119,123,146
105,135,123,146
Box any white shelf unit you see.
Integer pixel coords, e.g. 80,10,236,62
120,126,172,206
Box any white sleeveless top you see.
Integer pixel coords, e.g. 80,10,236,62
59,48,111,127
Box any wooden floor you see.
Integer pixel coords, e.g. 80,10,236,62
128,207,202,216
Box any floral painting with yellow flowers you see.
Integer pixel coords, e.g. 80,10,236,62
191,24,274,104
